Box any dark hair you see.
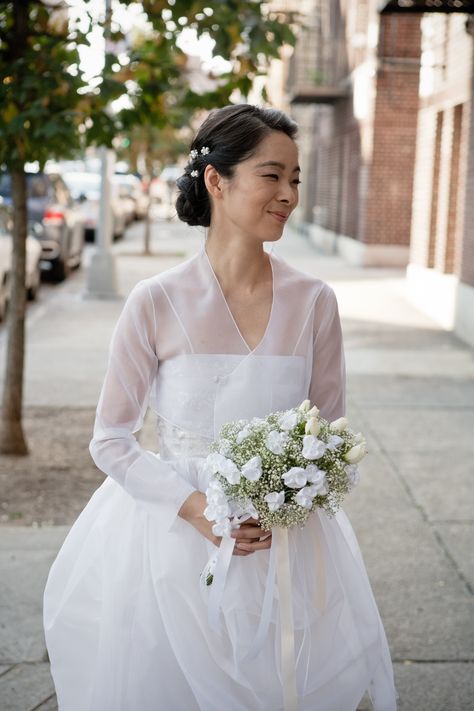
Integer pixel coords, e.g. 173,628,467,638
175,104,298,227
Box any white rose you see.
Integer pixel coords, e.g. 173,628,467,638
282,466,307,489
344,442,368,464
264,491,285,512
302,434,327,460
305,417,321,436
329,417,349,433
298,399,311,412
266,430,288,455
241,455,263,482
294,487,314,509
307,405,319,418
279,410,298,431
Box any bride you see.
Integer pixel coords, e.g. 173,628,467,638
43,103,397,710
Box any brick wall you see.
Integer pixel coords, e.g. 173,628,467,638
364,14,421,246
289,3,421,249
284,1,473,280
409,14,473,286
460,89,474,286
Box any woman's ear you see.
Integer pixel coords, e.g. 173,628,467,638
204,165,223,200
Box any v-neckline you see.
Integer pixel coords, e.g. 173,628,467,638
202,246,275,354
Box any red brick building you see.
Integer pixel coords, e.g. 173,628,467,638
269,0,474,346
406,11,474,347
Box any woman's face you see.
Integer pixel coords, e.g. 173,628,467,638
209,130,300,244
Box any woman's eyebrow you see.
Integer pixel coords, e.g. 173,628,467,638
255,160,301,172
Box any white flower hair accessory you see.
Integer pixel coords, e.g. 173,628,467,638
188,146,211,177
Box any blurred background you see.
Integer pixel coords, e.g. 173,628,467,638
0,1,473,710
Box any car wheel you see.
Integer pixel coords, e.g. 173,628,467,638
27,262,41,301
50,255,70,282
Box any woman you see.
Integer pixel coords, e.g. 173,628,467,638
44,104,397,710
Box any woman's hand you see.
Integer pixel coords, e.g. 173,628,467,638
178,491,272,556
231,520,272,555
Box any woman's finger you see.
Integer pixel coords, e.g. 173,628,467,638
232,526,270,541
233,547,253,556
237,537,272,552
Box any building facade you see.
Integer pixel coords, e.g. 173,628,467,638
406,12,474,347
270,0,474,346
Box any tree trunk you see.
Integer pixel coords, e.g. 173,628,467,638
0,170,29,454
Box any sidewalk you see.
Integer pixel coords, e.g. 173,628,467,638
1,218,473,711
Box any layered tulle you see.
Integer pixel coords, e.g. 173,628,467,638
44,466,396,711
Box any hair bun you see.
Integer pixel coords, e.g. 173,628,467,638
175,172,211,227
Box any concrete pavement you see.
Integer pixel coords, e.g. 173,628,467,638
0,216,473,710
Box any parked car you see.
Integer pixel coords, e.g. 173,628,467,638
62,171,127,242
0,201,42,322
0,172,85,282
112,173,149,221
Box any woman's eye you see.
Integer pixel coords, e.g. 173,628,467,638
262,174,279,180
293,179,302,185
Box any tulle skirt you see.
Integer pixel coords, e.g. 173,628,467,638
43,466,397,711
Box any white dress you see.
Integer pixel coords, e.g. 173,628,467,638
43,246,397,711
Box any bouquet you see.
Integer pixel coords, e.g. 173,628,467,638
202,399,368,585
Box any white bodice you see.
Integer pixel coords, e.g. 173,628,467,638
89,247,346,528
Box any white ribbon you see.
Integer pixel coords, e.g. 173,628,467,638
207,515,327,711
276,527,300,711
207,533,236,633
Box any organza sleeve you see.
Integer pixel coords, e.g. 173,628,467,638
308,284,346,422
89,280,196,531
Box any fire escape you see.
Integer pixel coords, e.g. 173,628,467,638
287,1,350,104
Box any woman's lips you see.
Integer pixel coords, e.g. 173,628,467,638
269,212,288,224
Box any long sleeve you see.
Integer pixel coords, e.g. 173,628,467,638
89,280,196,531
308,284,346,422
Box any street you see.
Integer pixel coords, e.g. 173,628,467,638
0,216,473,711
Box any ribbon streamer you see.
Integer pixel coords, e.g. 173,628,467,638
207,534,236,633
207,514,327,711
274,527,299,711
313,513,326,613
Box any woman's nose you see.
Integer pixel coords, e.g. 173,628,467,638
278,183,296,206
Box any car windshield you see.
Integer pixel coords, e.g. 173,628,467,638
0,173,49,198
63,173,101,199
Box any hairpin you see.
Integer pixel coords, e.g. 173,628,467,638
190,170,199,178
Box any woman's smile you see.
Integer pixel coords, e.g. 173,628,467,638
268,211,289,224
